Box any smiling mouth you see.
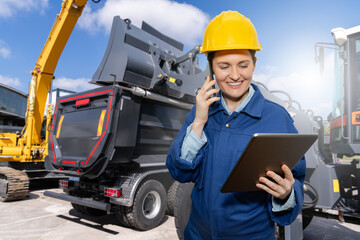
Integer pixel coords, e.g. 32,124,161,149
227,81,243,86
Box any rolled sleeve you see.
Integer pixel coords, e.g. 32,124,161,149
166,106,207,184
272,188,296,212
180,124,208,162
268,156,306,226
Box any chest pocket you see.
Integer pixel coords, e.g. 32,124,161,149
221,132,253,180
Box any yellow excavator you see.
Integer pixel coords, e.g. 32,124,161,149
0,0,93,201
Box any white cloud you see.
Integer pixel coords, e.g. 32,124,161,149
78,0,209,46
0,40,11,58
0,74,21,86
53,77,97,92
254,52,335,118
0,47,10,59
0,0,48,18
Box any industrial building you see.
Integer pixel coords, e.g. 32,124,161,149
0,83,27,133
0,83,74,133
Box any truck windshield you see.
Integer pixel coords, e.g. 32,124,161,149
352,38,360,142
332,46,345,120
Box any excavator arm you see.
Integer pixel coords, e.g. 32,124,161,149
0,0,89,162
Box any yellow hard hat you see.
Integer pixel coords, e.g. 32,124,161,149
200,11,261,54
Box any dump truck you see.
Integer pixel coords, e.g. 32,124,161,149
43,15,206,230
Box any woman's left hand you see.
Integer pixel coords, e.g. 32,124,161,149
256,164,295,200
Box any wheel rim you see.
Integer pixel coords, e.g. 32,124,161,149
142,190,161,219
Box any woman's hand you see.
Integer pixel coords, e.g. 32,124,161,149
192,76,220,138
256,164,295,200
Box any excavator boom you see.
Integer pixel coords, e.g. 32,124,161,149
0,0,90,201
0,0,88,162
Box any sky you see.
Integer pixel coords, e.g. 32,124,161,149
0,0,359,118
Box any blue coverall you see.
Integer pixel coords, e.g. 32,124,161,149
166,84,306,239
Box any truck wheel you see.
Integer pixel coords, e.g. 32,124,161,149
166,181,179,216
126,180,167,230
174,182,194,240
115,206,131,227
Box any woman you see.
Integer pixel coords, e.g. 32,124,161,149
166,11,305,239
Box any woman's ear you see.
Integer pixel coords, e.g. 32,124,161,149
253,57,257,71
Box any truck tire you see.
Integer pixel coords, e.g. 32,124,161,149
126,180,167,230
115,206,131,227
174,182,194,240
166,181,179,216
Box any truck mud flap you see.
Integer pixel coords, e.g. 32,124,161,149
44,191,110,212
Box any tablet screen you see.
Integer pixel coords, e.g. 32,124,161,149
221,133,317,193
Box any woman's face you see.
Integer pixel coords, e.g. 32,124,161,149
212,49,256,105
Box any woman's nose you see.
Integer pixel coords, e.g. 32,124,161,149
229,68,240,80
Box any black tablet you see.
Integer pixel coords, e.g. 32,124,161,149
221,133,317,193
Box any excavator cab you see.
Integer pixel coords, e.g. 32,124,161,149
314,26,360,212
328,26,360,157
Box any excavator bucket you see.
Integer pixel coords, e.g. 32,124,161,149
91,16,206,103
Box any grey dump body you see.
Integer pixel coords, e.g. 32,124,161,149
46,85,192,178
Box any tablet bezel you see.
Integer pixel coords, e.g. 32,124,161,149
220,133,317,193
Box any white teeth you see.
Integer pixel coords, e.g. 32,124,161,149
228,82,242,86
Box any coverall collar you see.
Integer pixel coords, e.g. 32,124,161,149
209,83,264,118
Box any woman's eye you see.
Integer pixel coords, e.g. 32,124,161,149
219,65,229,70
239,65,248,69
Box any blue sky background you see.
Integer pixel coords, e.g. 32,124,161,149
0,0,359,118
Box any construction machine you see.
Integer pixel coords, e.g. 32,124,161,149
43,13,205,230
0,0,91,201
311,25,360,217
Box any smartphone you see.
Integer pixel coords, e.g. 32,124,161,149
206,61,216,98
